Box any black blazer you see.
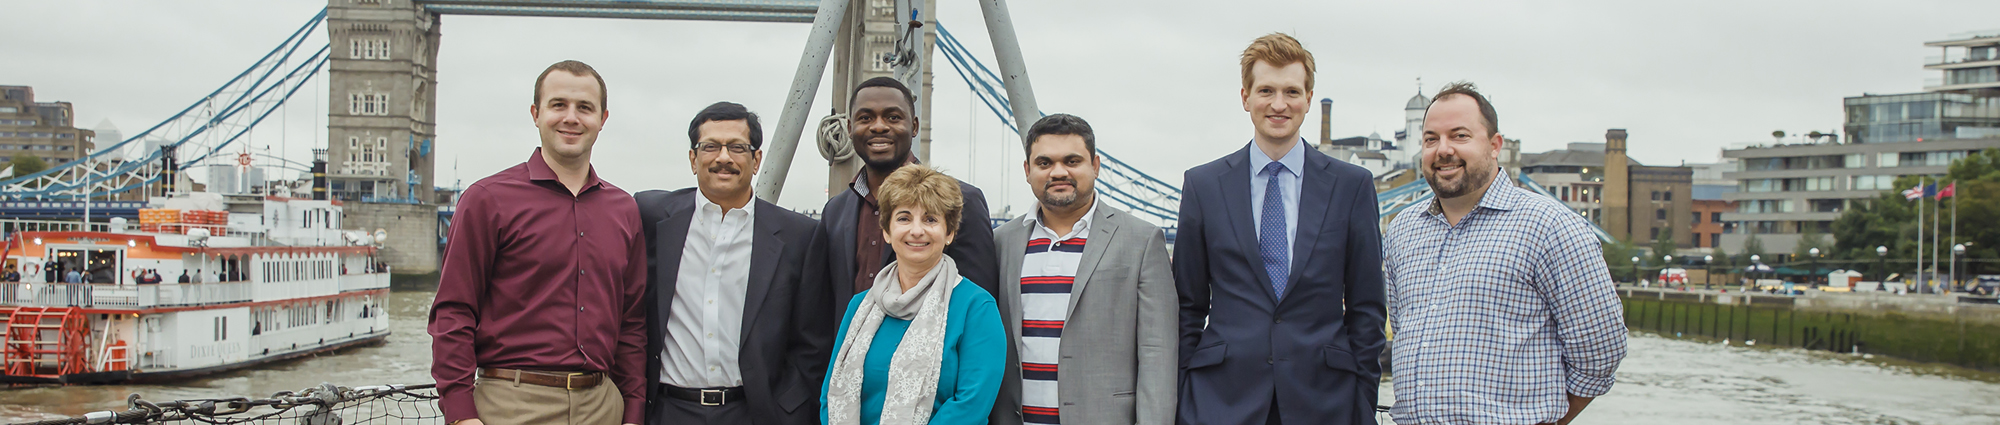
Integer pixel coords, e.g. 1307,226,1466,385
638,188,832,425
817,178,1000,318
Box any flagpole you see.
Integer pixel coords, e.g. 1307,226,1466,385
1933,179,1942,293
1951,181,1958,288
1916,176,1925,293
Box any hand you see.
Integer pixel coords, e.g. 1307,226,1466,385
454,420,484,425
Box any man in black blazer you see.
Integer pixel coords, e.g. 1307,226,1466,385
639,102,832,425
817,76,999,315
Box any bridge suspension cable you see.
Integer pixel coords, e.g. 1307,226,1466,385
0,10,331,200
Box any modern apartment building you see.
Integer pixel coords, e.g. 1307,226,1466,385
1722,31,2000,253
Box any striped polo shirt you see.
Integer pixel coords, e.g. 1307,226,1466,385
1017,202,1095,425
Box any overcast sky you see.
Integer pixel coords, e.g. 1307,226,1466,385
5,0,1998,214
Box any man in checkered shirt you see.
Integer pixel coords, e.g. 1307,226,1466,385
1384,82,1627,425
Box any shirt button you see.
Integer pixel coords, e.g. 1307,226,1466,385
578,231,584,237
1266,357,1274,364
578,307,584,311
1273,319,1282,324
870,241,877,246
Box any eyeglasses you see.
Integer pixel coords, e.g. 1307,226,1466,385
696,142,755,154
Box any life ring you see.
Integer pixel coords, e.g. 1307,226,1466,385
130,269,144,280
22,262,40,276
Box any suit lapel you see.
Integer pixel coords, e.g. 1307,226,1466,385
742,201,785,345
1218,146,1278,304
996,219,1030,353
653,193,696,344
1066,205,1118,319
1287,151,1336,303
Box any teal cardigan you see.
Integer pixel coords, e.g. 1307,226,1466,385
821,277,1005,425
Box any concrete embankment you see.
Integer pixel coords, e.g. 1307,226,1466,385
1619,287,2000,372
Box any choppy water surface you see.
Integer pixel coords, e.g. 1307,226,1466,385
5,284,1999,424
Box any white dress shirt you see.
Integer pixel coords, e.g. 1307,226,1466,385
660,193,755,388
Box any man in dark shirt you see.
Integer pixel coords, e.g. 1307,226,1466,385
429,60,647,425
817,76,999,316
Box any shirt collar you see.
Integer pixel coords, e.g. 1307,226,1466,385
1247,138,1308,177
1027,198,1098,240
526,147,603,191
850,171,871,198
1425,168,1521,217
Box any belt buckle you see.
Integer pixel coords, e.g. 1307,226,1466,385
700,389,726,406
566,372,586,391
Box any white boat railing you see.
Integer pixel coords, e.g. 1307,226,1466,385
338,272,391,292
141,282,255,308
1,283,138,308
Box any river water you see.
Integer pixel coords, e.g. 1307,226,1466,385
5,284,2000,424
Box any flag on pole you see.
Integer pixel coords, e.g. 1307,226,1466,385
1925,183,1938,198
1904,184,1925,200
1939,182,1956,199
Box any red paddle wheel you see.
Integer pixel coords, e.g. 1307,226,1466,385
3,306,89,377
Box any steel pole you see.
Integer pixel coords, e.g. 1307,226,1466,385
756,0,851,203
979,0,1040,146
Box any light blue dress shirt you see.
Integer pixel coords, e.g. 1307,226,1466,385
1248,139,1306,255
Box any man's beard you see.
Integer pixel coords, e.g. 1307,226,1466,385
859,142,910,173
1426,158,1493,200
1039,179,1083,208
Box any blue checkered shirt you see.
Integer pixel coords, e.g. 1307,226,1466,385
1383,170,1627,425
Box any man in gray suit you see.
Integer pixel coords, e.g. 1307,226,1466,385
989,114,1176,425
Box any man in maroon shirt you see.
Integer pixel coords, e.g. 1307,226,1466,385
429,60,647,425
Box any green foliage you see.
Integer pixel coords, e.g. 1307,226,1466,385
1831,148,2000,277
1650,235,1678,263
1710,247,1733,269
1743,233,1766,262
1793,227,1832,260
9,154,47,178
1603,238,1640,282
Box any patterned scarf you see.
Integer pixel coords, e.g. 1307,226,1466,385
825,255,958,425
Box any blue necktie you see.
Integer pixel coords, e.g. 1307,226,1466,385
1259,162,1290,298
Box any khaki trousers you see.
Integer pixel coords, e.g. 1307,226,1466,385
473,375,625,425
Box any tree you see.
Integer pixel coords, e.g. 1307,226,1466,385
1831,148,2000,279
9,154,47,178
1710,247,1734,283
1793,226,1832,261
1650,235,1678,264
1743,232,1766,264
1771,130,1787,144
1603,238,1640,283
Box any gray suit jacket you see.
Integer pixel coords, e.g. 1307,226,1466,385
988,203,1177,425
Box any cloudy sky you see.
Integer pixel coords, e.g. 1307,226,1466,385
5,0,1997,214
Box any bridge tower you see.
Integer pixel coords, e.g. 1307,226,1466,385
325,0,440,204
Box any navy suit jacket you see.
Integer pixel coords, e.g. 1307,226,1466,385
1174,144,1388,425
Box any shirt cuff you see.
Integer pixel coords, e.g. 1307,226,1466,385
1565,368,1616,398
623,394,646,424
440,388,479,424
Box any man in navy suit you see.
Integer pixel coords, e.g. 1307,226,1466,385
1175,33,1387,425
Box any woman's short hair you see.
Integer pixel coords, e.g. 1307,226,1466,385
876,164,963,238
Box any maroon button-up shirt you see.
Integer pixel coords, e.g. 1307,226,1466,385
429,149,648,424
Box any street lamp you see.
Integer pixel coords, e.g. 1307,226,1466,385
1630,256,1640,287
1664,255,1675,289
1809,247,1821,288
1876,245,1889,292
1954,243,1968,293
1751,254,1762,292
1705,254,1715,290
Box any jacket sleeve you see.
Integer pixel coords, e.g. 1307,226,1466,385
429,185,495,424
1173,172,1212,369
950,183,1001,298
1137,226,1179,425
1341,178,1389,398
787,219,836,416
934,294,1006,423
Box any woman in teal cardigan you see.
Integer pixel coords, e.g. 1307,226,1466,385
822,165,1005,425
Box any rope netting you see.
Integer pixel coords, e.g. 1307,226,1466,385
8,384,440,425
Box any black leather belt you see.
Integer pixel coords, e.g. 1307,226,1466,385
660,383,745,406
